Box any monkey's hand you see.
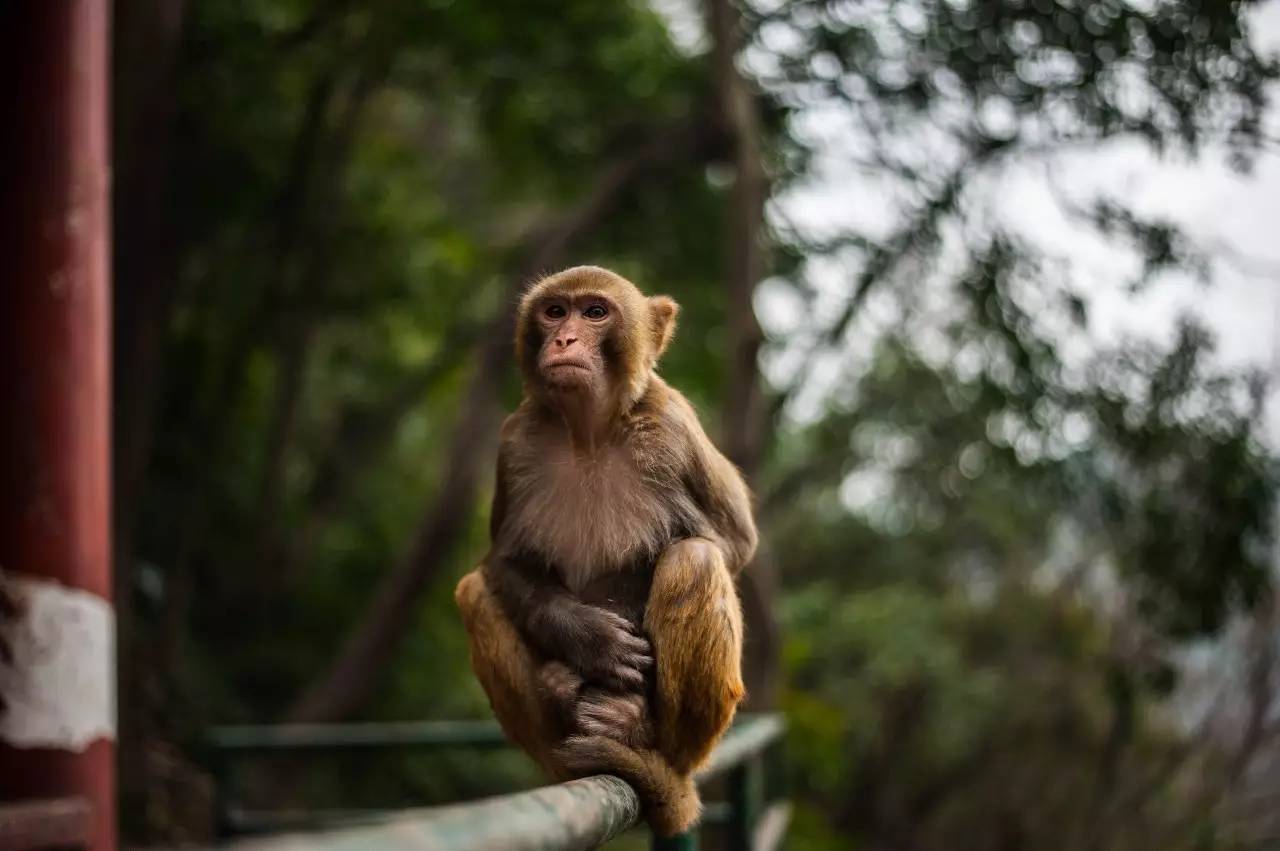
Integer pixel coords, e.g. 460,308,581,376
568,605,653,693
575,688,653,749
485,561,651,691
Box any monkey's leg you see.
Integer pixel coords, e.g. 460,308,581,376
556,539,744,836
455,569,577,780
644,537,746,775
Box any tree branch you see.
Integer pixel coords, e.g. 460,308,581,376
286,113,715,723
254,55,393,571
768,136,1014,422
706,0,781,710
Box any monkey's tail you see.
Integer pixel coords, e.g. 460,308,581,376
555,735,701,837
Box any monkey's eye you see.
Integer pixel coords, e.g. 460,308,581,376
545,304,567,319
583,304,609,320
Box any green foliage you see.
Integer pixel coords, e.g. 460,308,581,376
771,327,1275,847
759,0,1275,155
134,0,726,731
115,0,1276,845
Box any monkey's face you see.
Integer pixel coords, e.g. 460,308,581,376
532,292,618,395
517,266,679,412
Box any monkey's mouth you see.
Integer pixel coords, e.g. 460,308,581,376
544,358,592,372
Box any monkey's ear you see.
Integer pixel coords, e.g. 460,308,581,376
648,296,679,360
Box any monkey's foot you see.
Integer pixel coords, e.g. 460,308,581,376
555,735,701,837
574,688,653,748
539,661,583,705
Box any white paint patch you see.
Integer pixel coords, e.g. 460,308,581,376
0,576,115,750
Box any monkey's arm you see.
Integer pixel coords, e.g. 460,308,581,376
660,392,756,573
484,437,560,656
488,424,517,542
684,440,758,574
486,436,650,690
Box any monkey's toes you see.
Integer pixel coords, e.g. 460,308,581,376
599,664,646,693
540,660,583,698
575,691,652,747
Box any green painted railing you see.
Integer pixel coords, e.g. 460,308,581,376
208,714,786,851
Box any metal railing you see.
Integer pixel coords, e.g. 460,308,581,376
208,714,786,851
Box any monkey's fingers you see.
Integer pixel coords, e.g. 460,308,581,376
615,631,651,657
599,662,647,693
628,651,653,672
615,643,653,678
597,609,642,635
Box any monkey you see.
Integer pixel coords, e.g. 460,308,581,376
454,265,757,836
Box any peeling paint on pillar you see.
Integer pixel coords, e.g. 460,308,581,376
0,577,116,751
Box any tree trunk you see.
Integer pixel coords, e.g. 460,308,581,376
286,337,506,723
111,0,188,837
253,60,389,577
706,0,780,708
287,117,714,722
112,0,186,636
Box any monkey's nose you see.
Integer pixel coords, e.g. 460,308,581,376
556,336,577,348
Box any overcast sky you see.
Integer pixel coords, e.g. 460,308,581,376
655,0,1280,441
998,0,1280,440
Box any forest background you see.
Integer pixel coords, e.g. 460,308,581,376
111,0,1280,847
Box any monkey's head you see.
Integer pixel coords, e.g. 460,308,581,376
516,266,678,413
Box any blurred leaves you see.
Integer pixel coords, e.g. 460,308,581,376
114,0,1277,846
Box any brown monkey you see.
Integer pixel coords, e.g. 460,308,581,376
455,265,757,835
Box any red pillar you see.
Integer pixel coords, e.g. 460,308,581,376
0,3,116,851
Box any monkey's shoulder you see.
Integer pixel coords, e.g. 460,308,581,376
623,379,717,454
500,389,701,478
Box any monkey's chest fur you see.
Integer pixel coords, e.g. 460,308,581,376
504,442,693,603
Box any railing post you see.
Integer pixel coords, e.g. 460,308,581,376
652,829,698,851
209,746,230,838
765,738,786,813
727,756,763,850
